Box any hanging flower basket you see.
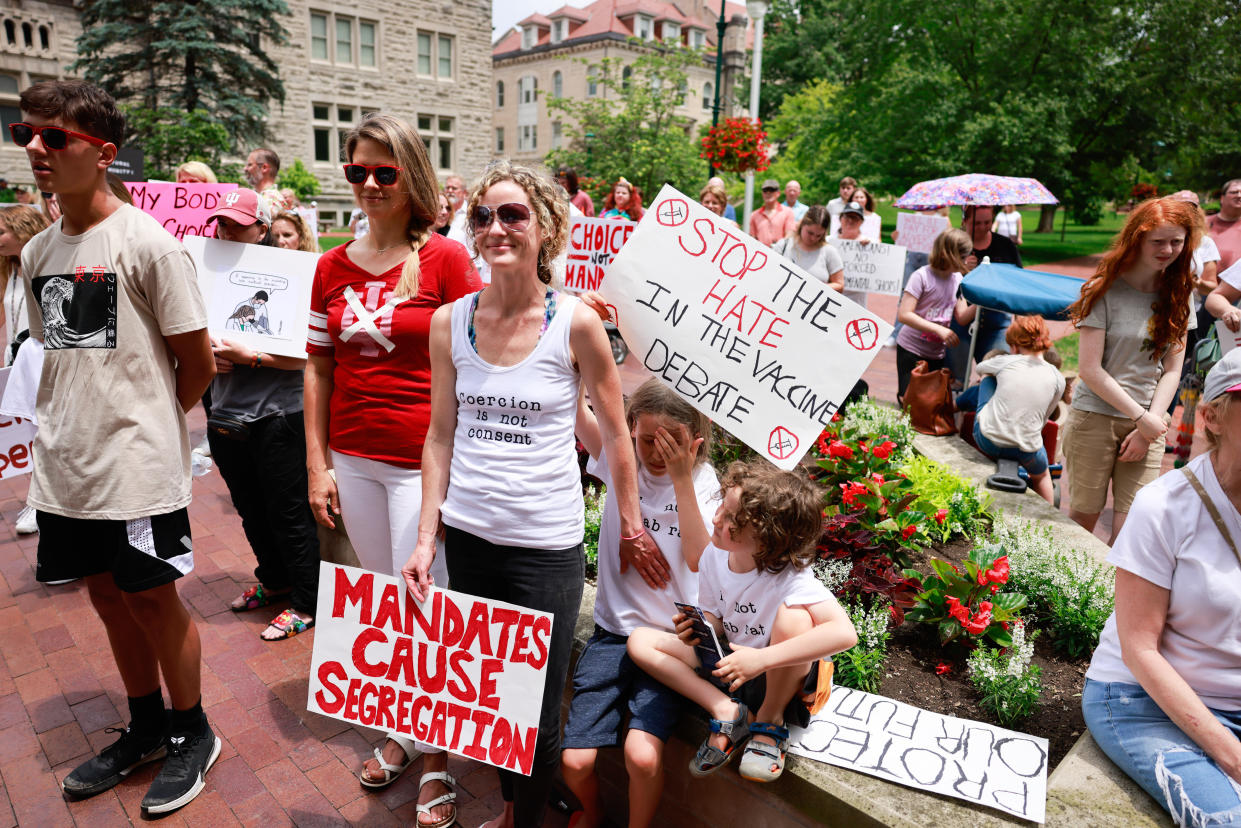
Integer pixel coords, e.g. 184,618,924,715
700,117,770,174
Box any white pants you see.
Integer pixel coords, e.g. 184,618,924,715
331,449,446,759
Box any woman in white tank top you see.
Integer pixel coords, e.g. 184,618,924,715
405,161,653,828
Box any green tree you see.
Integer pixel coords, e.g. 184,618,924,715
123,106,231,182
276,159,322,202
72,0,291,147
544,42,706,206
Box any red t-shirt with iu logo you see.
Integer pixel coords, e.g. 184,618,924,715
307,234,481,468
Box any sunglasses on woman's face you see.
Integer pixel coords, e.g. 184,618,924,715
470,203,532,233
9,122,109,150
342,164,402,186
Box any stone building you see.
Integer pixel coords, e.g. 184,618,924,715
0,0,494,227
492,0,751,168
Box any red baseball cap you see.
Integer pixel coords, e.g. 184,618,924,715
207,188,271,227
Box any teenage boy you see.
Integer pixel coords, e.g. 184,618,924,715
14,80,217,815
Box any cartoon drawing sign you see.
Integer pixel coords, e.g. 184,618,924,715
308,563,552,775
562,216,636,295
598,185,891,470
182,235,318,358
789,686,1050,822
125,181,239,240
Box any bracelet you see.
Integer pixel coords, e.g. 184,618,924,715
250,352,263,369
620,529,645,541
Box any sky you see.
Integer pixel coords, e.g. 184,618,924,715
493,0,593,43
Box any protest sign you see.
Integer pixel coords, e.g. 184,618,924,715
125,181,239,241
789,686,1049,822
111,147,145,182
1216,320,1241,355
183,235,317,358
294,206,320,245
895,213,950,255
307,563,552,775
599,185,891,470
838,239,908,297
0,368,36,480
563,216,636,294
829,212,883,242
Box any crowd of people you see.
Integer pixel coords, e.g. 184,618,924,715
4,76,1239,827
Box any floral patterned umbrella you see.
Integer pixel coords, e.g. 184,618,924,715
894,174,1058,210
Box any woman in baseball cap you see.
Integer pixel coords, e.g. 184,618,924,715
1082,346,1241,822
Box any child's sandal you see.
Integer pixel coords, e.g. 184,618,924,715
689,699,750,777
739,722,790,782
263,609,314,640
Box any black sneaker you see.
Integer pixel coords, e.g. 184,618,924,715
140,722,221,815
62,725,167,798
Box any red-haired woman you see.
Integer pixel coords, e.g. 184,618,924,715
1063,198,1200,543
970,315,1066,504
600,177,644,222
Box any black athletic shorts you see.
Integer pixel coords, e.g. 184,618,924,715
36,508,194,592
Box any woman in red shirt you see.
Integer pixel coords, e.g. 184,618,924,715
304,113,480,828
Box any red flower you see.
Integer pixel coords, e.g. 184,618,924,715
840,481,868,507
935,662,951,675
945,595,969,624
871,473,885,485
827,440,854,460
990,583,1000,594
978,555,1011,586
934,508,948,524
831,412,843,423
871,440,896,460
901,525,917,540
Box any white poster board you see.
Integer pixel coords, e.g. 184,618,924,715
895,213,950,255
1216,320,1241,355
599,185,891,470
294,206,320,245
0,368,36,480
563,216,636,295
789,686,1049,822
837,239,908,297
183,235,318,358
307,564,552,775
829,212,883,242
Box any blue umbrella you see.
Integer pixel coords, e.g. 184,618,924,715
960,262,1086,321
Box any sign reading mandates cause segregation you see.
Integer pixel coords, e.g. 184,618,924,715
308,563,552,775
599,185,891,470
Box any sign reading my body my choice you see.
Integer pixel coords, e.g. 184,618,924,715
599,185,891,470
125,181,239,240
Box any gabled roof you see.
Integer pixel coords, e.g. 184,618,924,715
516,13,553,28
548,5,591,21
494,0,751,55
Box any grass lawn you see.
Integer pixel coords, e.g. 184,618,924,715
1053,331,1079,372
319,234,350,252
873,200,1126,267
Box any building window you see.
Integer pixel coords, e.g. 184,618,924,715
550,19,565,44
521,27,536,50
552,70,562,98
519,124,537,152
689,28,705,49
663,22,680,43
703,81,713,110
496,81,504,107
552,122,562,150
519,75,537,104
587,65,599,96
635,15,652,39
417,114,454,171
677,80,687,105
312,102,368,164
496,127,504,152
335,17,352,62
38,25,49,51
415,31,453,80
310,12,328,60
622,65,632,92
437,35,453,78
417,32,432,74
359,22,376,66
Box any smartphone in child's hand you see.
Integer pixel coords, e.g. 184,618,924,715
674,601,726,661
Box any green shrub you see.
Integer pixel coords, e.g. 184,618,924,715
708,423,755,472
834,602,891,694
967,621,1042,727
583,487,605,580
899,455,993,540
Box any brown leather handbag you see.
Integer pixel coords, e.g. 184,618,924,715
905,360,957,435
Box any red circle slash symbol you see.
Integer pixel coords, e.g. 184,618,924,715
845,318,879,351
656,199,689,227
768,427,799,461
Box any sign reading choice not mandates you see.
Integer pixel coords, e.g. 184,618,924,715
562,215,636,295
599,185,891,470
837,238,908,297
307,563,553,775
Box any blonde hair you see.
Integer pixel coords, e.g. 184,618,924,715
176,161,217,183
0,205,49,300
929,227,973,274
272,211,318,253
343,113,439,298
467,160,569,285
625,378,712,464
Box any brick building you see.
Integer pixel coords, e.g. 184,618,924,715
492,0,751,166
0,0,494,227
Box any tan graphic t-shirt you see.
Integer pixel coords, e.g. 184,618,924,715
21,204,207,519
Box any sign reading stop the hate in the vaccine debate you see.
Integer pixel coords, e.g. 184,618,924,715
562,216,636,294
599,185,891,470
308,563,552,775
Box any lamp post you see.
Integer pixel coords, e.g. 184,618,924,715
741,0,768,234
708,0,727,179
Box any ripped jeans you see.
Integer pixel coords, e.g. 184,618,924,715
1083,679,1241,826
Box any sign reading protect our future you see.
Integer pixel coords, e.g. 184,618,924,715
599,185,891,470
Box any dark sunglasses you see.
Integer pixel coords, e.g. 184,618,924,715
342,164,402,186
9,122,109,150
471,203,532,233
761,186,778,193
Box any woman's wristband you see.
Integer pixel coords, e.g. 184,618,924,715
620,529,645,541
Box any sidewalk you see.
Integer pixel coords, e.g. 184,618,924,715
0,408,508,827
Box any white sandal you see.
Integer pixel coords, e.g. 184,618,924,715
414,771,457,828
358,744,415,789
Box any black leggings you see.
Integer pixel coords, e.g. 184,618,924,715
444,525,585,828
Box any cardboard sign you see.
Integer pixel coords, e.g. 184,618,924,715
838,239,908,297
307,564,552,775
598,185,891,470
563,216,636,295
895,213,950,255
1217,320,1241,355
0,368,36,480
183,235,317,358
125,181,239,240
789,686,1049,822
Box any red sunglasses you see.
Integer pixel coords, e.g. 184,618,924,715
9,122,110,150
